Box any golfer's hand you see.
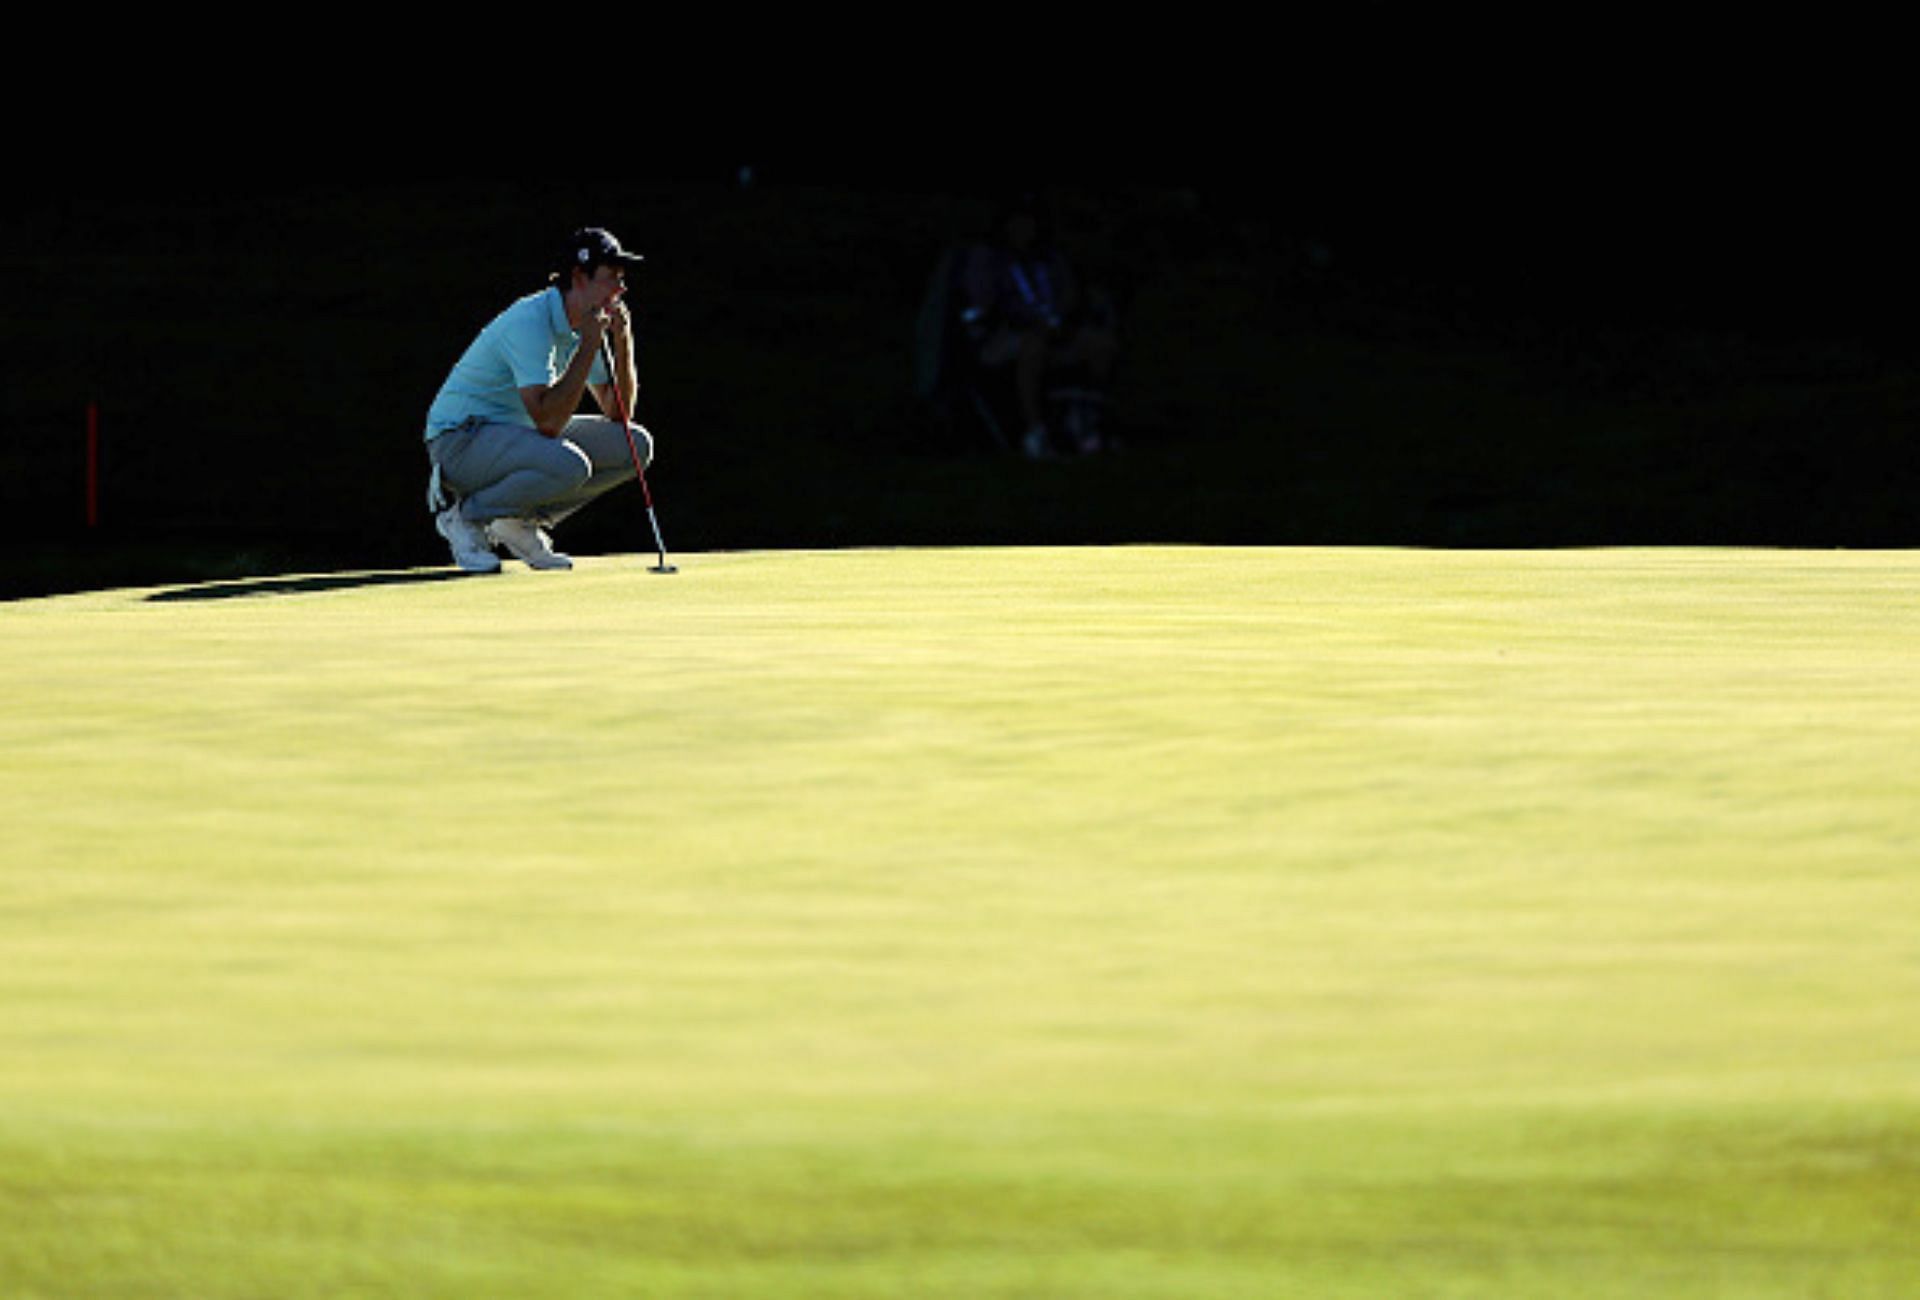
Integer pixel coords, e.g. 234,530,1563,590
579,309,611,347
605,300,632,342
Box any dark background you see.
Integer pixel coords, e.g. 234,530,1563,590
6,75,1915,597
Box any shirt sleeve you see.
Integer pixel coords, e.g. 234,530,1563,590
500,312,562,389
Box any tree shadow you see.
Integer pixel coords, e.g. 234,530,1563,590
146,569,475,603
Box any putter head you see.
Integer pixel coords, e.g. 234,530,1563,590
650,563,679,575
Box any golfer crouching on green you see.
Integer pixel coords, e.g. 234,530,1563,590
423,227,651,572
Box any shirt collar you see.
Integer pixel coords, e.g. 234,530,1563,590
545,285,575,338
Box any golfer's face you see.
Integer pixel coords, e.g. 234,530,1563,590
589,265,627,307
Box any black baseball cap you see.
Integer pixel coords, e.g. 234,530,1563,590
560,227,645,276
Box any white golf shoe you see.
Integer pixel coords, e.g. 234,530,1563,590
435,505,501,573
487,517,574,570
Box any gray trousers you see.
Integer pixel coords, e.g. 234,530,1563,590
428,416,652,527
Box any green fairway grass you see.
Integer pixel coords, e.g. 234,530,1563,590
2,546,1916,1297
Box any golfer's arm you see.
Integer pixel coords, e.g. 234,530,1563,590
520,343,599,436
590,335,639,420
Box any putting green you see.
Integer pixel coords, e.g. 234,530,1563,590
2,546,1916,1297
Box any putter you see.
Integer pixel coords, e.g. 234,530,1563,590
599,333,678,574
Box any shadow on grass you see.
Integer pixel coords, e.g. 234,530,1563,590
147,569,474,603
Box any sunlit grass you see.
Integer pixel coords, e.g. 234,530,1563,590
3,546,1916,1296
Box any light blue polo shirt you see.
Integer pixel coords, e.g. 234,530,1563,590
425,286,611,440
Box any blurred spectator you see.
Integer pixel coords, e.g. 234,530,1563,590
960,194,1118,457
